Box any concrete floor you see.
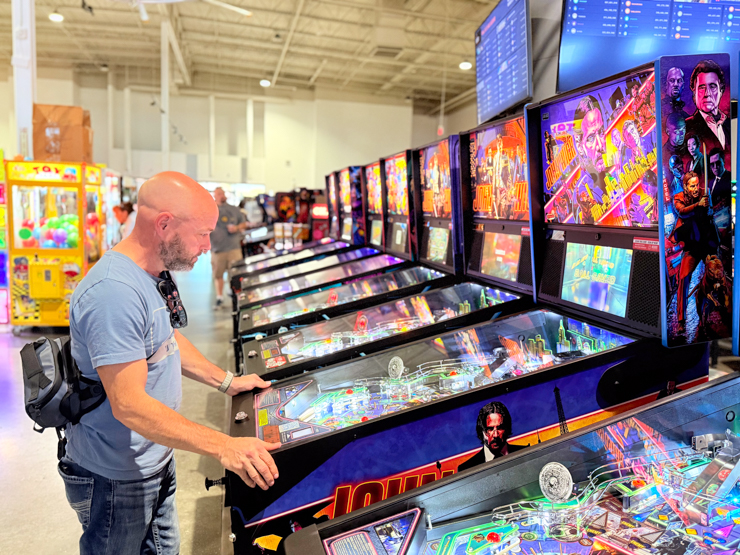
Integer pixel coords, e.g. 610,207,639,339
0,254,232,554
0,253,737,554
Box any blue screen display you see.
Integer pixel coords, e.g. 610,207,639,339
559,0,740,97
475,0,531,124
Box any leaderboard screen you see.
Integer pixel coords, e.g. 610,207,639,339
559,0,740,96
475,0,532,124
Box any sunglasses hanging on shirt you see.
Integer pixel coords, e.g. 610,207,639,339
157,271,188,329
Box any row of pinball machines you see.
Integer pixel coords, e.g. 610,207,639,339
212,53,737,554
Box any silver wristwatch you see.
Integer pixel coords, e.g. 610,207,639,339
218,371,234,393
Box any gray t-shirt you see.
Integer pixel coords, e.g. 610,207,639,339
67,250,182,480
210,203,247,253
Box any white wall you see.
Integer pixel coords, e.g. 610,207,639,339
0,65,437,193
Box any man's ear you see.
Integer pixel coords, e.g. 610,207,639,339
154,212,174,235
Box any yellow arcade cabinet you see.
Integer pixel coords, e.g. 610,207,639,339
6,161,104,327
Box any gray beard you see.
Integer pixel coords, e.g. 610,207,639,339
159,235,195,272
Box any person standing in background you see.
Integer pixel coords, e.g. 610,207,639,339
211,187,248,309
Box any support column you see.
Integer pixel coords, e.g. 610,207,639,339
124,87,132,173
161,21,170,171
209,95,216,179
246,98,254,181
11,0,36,158
107,71,115,166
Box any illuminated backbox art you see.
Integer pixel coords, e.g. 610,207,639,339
657,54,732,347
480,232,521,282
540,69,658,227
339,169,351,215
469,116,529,221
328,173,339,236
365,163,382,215
561,243,632,318
419,140,452,218
385,154,409,216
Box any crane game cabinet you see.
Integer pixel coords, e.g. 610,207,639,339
6,161,104,326
283,372,740,555
216,70,709,550
233,154,440,365
238,135,532,382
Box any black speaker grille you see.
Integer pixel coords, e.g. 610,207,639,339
468,232,485,273
539,241,565,298
517,236,532,286
626,249,660,329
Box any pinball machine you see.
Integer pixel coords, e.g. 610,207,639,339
284,372,740,555
214,60,717,552
238,133,534,382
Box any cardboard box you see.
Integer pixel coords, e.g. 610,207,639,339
33,104,93,163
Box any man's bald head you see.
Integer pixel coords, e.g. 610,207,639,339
130,171,218,272
138,172,215,217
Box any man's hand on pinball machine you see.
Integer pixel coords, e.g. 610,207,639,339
228,374,272,396
219,436,281,490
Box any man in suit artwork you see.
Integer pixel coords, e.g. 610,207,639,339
708,147,731,211
685,60,730,155
457,401,525,472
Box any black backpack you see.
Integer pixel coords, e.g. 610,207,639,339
21,336,106,459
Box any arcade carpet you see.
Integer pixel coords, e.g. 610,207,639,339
0,254,231,554
0,254,735,554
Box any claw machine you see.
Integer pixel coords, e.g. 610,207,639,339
6,161,104,327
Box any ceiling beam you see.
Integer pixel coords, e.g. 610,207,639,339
272,0,306,85
308,59,327,85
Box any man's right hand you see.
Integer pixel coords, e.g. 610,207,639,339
699,196,709,208
219,437,281,490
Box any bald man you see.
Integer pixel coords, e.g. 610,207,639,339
61,172,279,555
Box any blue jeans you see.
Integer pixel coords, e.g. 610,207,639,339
58,456,180,555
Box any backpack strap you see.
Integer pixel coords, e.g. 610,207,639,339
20,341,52,402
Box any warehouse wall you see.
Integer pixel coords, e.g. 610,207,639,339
0,66,446,193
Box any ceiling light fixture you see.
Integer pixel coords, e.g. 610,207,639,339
459,60,473,71
260,79,271,88
49,10,64,23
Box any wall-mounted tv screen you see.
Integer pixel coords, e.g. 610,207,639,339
426,227,450,263
384,154,409,216
558,0,740,98
419,140,452,218
370,220,383,247
475,0,532,124
365,163,382,215
480,231,521,281
561,242,632,318
540,68,658,228
469,116,529,221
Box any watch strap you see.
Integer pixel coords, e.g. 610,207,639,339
218,371,234,393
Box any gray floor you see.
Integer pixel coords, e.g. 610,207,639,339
0,254,232,554
0,254,737,554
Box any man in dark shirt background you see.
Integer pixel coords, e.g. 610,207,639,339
210,187,248,308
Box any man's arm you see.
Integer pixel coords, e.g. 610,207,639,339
98,358,280,489
175,329,270,395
